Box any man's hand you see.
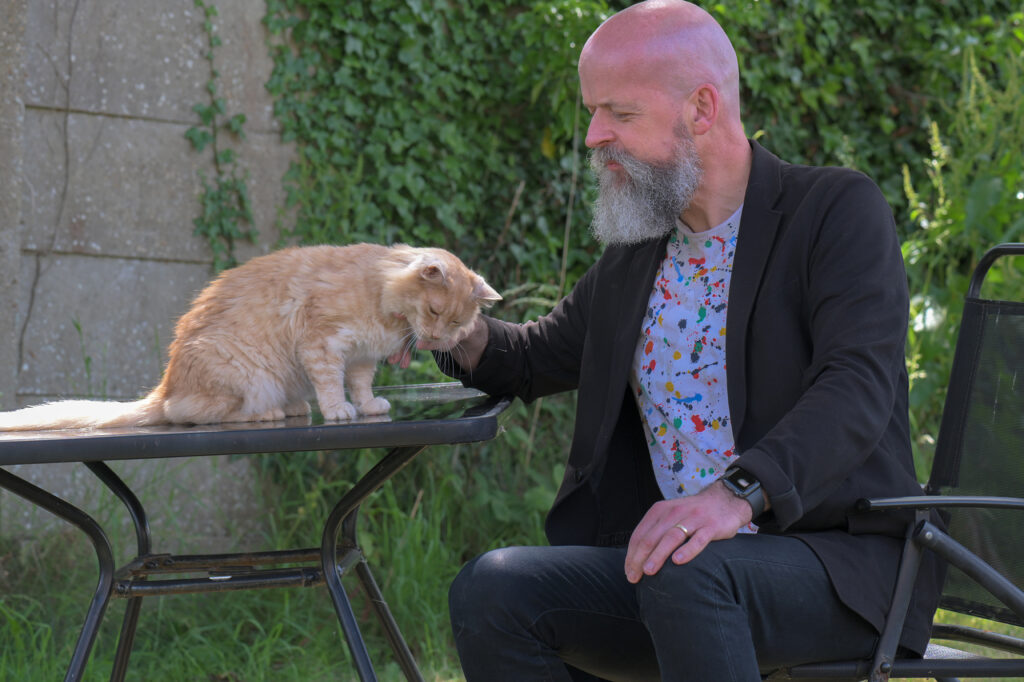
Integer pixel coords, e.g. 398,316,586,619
414,315,489,372
386,347,414,369
624,480,753,583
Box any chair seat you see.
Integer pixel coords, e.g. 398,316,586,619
925,642,984,660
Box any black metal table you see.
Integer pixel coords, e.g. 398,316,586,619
0,383,511,682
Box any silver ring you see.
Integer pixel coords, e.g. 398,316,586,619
674,523,690,536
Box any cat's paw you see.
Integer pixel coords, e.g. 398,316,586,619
358,397,391,416
321,401,358,421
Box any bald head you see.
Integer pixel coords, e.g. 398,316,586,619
579,0,752,233
580,0,740,114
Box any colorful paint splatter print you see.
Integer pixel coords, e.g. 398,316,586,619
630,206,754,531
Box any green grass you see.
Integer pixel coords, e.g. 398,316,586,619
0,473,491,681
0,484,477,681
929,609,1024,682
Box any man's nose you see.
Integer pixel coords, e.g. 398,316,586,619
584,110,613,149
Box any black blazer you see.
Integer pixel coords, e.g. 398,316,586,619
445,141,942,654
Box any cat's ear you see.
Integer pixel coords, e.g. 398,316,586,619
419,260,447,285
473,277,502,307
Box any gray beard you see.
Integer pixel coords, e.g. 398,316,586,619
588,136,703,246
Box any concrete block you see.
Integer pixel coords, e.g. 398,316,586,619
22,109,210,261
16,253,213,402
0,0,27,410
0,456,267,554
21,109,289,263
199,0,282,134
232,132,296,263
23,0,278,132
20,0,75,112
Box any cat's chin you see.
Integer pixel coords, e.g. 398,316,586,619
419,341,454,353
414,334,459,353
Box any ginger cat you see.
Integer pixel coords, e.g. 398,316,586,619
0,244,500,431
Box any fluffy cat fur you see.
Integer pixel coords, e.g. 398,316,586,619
0,243,500,431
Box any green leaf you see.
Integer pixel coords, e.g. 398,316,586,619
215,148,237,165
225,113,247,137
184,127,213,152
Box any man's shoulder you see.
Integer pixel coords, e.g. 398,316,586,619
755,141,883,202
783,159,874,187
591,235,668,272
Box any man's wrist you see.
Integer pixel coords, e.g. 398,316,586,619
455,316,489,371
721,466,766,519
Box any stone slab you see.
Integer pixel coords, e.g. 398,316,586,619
2,0,295,556
21,108,289,263
15,253,214,401
0,0,27,410
23,0,279,132
0,456,267,554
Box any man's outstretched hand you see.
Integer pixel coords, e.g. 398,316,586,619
409,315,489,372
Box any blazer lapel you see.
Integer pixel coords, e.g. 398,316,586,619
612,236,671,374
727,141,785,437
584,236,669,475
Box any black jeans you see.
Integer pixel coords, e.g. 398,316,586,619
449,534,880,681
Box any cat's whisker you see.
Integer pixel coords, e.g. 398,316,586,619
448,344,464,370
404,335,419,364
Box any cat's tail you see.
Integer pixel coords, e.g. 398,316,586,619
0,393,166,431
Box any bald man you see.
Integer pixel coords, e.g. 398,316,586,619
427,1,943,679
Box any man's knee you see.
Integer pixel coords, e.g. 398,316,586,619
633,540,739,617
449,547,535,630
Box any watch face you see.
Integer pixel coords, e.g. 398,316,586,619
723,467,765,518
725,468,758,493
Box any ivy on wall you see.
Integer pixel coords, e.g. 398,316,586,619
186,0,256,272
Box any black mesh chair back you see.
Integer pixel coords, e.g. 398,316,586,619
929,244,1024,628
778,243,1024,682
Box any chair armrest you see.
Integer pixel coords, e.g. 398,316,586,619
856,495,1024,513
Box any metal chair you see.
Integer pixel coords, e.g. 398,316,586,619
779,243,1024,681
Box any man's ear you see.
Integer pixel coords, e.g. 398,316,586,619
689,83,720,136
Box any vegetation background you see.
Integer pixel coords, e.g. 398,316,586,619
2,0,1023,679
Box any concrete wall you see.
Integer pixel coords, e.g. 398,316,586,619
10,0,291,406
0,0,296,550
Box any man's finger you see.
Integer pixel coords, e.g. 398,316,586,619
387,348,413,368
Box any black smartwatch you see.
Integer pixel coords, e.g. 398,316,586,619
722,467,765,519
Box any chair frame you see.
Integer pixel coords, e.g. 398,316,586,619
782,243,1024,681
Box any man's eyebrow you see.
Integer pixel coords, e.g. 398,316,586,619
585,99,642,112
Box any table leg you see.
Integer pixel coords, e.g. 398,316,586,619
0,467,116,682
320,445,428,682
354,558,424,682
84,462,152,682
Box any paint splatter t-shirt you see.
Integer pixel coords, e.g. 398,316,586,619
630,205,754,532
